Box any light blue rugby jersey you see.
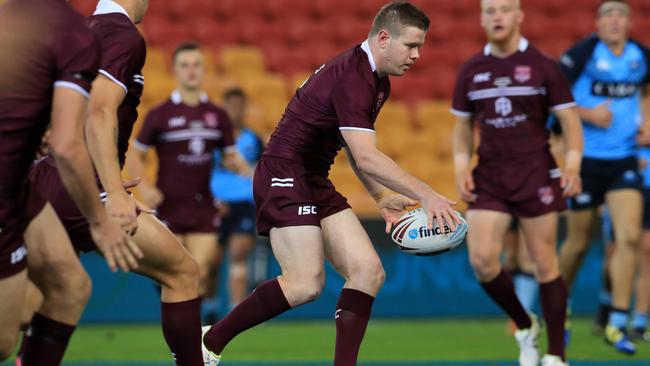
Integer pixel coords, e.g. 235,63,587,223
210,128,263,203
571,40,648,159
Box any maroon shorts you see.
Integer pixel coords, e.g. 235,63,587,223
469,153,566,217
253,157,350,236
157,197,220,235
0,183,46,279
29,159,97,252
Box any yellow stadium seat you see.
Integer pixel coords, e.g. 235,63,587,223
145,47,169,74
237,73,288,103
415,100,456,131
220,46,266,79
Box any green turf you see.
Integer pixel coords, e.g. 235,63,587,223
51,318,648,363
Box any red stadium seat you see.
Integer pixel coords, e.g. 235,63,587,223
332,16,371,46
285,19,332,46
193,19,240,50
263,0,310,21
214,0,263,20
237,16,284,46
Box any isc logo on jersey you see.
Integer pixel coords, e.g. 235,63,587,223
390,208,467,256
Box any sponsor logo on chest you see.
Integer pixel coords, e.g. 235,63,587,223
204,112,218,128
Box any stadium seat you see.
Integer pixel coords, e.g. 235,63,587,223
263,0,311,21
236,73,288,103
332,15,370,46
194,20,240,50
285,19,332,46
220,46,266,78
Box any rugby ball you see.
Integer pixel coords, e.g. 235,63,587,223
390,208,467,256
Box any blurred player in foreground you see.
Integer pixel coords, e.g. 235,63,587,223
452,0,583,365
201,2,460,365
29,1,205,364
0,0,131,364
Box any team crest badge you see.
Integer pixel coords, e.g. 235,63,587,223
514,65,531,83
204,112,218,128
538,186,554,205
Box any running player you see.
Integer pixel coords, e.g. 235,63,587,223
128,43,249,302
0,0,131,362
556,0,650,354
201,3,458,365
210,88,264,311
632,146,650,341
451,0,583,365
29,1,204,365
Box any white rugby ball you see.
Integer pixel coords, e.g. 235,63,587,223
390,208,467,256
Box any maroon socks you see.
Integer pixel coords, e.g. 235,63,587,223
161,297,203,366
540,276,568,360
480,269,532,329
21,313,75,366
334,288,375,366
203,278,291,354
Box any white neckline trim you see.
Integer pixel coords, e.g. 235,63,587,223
94,0,131,20
171,90,209,105
484,37,529,56
361,40,377,72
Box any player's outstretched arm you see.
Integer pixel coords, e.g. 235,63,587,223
86,75,138,234
341,130,459,231
344,146,416,233
125,148,163,209
452,115,476,203
50,87,142,272
555,107,583,197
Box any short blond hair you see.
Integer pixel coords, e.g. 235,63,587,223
481,0,521,11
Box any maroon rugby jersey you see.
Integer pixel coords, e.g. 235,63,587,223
134,91,235,203
0,0,99,193
263,41,390,175
87,1,146,167
451,38,575,162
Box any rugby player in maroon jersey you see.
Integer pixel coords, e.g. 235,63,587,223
451,1,583,365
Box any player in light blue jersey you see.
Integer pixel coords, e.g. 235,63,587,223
210,88,264,313
557,0,650,354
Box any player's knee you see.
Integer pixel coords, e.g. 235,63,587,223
288,271,324,303
41,262,91,306
352,260,385,291
469,252,499,279
0,332,18,361
618,227,641,249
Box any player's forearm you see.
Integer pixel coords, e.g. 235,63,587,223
576,107,608,128
224,152,252,176
51,143,107,226
354,150,433,202
558,108,584,173
345,147,389,199
86,107,124,195
452,118,473,175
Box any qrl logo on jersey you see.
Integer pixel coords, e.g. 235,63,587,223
538,186,554,205
514,65,531,83
495,97,512,117
298,205,317,215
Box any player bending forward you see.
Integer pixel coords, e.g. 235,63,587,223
201,2,459,365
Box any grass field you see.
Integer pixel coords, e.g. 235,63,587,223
5,317,648,366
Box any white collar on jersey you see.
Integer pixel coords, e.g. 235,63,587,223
361,40,377,72
94,0,131,20
483,37,529,56
171,90,209,105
